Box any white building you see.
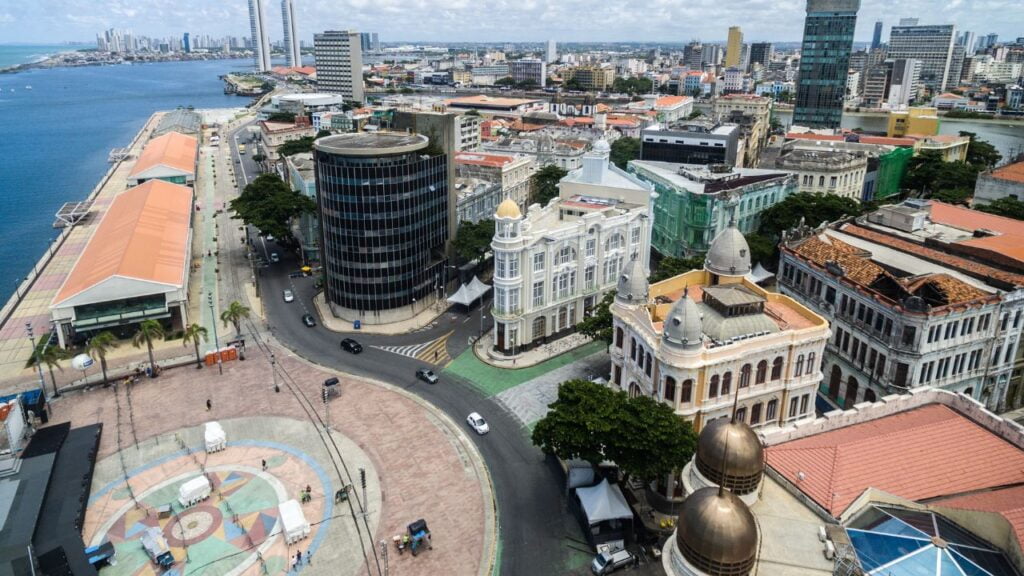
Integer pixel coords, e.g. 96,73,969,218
455,152,535,210
280,0,301,67
247,0,271,72
507,59,547,88
773,148,868,200
546,40,557,64
887,23,957,92
314,30,364,102
489,141,653,354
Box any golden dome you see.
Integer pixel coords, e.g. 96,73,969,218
676,487,758,575
695,418,764,495
495,198,522,219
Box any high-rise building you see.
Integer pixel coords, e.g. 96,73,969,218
247,0,271,71
748,42,774,69
507,59,547,88
957,30,976,56
281,0,301,67
871,20,884,51
887,58,922,108
183,32,191,53
726,26,744,67
314,30,364,102
793,0,861,129
546,39,557,64
315,133,449,324
887,23,956,92
684,42,703,69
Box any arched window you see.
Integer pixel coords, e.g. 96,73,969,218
681,379,693,404
829,365,842,399
629,382,642,398
664,377,677,404
864,389,877,402
740,364,752,388
845,376,859,406
771,356,783,380
708,375,720,398
721,372,732,396
615,327,623,348
963,387,974,397
766,399,778,421
630,338,637,362
807,352,816,374
795,354,805,377
736,407,747,422
750,403,762,425
755,360,768,385
645,352,653,377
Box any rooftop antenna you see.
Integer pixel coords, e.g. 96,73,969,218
730,369,742,423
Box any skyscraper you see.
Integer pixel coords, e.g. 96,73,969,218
887,23,956,92
749,42,774,69
248,0,271,71
958,31,976,56
183,32,191,54
726,26,743,67
314,30,364,102
871,21,883,51
794,0,861,129
281,0,301,67
546,39,557,64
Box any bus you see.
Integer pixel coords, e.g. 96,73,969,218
239,144,246,155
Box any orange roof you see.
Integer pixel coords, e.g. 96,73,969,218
129,132,197,178
785,132,915,147
655,95,691,108
930,201,1024,237
445,95,541,109
990,160,1024,184
766,404,1024,516
53,180,193,305
934,485,1024,551
293,66,315,75
455,152,519,168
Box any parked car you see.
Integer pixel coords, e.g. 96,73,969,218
592,549,633,575
416,368,438,384
270,252,280,263
340,338,363,354
466,412,489,435
283,289,294,302
302,314,316,327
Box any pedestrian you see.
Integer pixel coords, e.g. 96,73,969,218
434,350,438,361
261,459,267,471
296,551,302,566
306,550,312,565
206,399,212,411
306,484,311,496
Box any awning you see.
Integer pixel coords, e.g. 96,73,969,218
576,479,633,525
447,276,492,306
746,262,775,284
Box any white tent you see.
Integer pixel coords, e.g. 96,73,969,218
575,479,632,526
279,499,311,544
746,262,775,284
447,276,492,306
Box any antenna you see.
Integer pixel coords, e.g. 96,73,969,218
719,413,732,497
730,372,742,423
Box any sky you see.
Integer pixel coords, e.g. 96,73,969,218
0,0,1022,45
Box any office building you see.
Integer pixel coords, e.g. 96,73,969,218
507,59,547,88
284,153,320,264
315,133,449,325
546,39,557,64
314,30,364,102
886,58,923,108
359,32,380,52
958,30,977,56
630,161,796,257
748,43,773,69
888,23,957,92
247,0,271,71
281,0,301,67
639,119,741,166
793,0,861,129
713,94,773,166
183,32,190,53
871,20,884,51
563,65,615,91
455,152,534,210
726,27,744,68
887,106,938,137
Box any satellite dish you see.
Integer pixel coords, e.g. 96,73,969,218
72,354,95,371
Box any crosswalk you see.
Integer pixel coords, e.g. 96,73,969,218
372,331,453,365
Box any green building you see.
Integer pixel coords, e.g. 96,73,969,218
872,147,913,202
629,160,797,258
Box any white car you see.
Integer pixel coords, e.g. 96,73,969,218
270,253,280,263
283,289,294,302
466,412,489,435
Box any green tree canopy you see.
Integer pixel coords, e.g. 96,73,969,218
453,219,495,263
609,137,640,170
650,255,705,283
277,136,316,157
577,291,616,344
976,197,1024,220
612,76,653,95
267,111,296,123
564,77,584,91
757,192,862,238
531,165,568,205
229,174,316,240
495,77,516,86
960,131,1002,170
745,232,777,269
532,379,620,465
902,150,979,201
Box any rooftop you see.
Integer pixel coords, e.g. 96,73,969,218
630,160,793,196
128,131,197,178
445,94,542,109
455,151,525,168
775,147,866,168
314,132,428,156
647,118,738,136
988,160,1024,185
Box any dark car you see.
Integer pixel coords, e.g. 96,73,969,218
302,314,316,327
340,338,363,354
416,368,439,384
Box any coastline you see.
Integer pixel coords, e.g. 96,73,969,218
0,51,252,75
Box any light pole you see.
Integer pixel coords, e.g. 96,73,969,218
271,352,279,393
207,293,223,375
14,279,21,300
25,323,48,398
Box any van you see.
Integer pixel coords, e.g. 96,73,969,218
591,549,633,575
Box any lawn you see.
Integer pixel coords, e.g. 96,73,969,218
444,340,606,397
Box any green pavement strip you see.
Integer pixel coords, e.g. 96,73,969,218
444,340,606,397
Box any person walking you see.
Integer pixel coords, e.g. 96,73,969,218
206,399,212,411
305,550,312,565
261,459,267,471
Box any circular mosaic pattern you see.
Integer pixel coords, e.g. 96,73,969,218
165,504,222,546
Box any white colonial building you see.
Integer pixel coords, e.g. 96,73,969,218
490,141,654,354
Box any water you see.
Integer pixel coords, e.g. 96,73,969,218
0,58,247,300
0,43,86,70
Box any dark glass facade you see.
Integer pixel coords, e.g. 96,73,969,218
315,136,448,314
793,0,861,129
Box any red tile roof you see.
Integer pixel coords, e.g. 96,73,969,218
934,485,1024,552
455,152,519,168
129,132,197,178
766,405,1024,517
990,160,1024,184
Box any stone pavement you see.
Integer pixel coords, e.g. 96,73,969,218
494,351,610,428
445,339,607,397
475,332,595,369
48,339,495,576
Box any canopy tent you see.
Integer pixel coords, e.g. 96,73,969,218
746,262,775,284
447,276,492,306
575,479,632,526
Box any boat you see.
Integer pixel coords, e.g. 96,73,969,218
25,85,32,90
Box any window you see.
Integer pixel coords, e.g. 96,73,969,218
750,403,762,425
800,394,809,414
829,176,837,188
645,353,653,377
756,360,767,384
709,375,719,398
894,362,909,388
721,372,732,396
681,379,693,404
532,281,544,307
603,256,621,284
508,254,519,278
825,286,836,304
1016,310,1022,329
818,175,825,187
664,377,677,404
556,246,574,266
585,239,595,259
901,326,916,347
631,227,641,246
630,338,637,361
766,399,778,421
508,288,520,312
735,407,747,423
794,354,805,377
585,266,595,290
605,233,624,252
533,252,545,272
789,397,799,418
771,357,783,380
740,364,752,388
496,253,508,279
807,352,816,374
615,327,623,348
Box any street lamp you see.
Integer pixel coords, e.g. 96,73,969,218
207,293,223,375
25,323,49,398
271,352,279,393
13,278,21,300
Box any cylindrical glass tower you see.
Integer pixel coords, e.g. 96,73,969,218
315,132,449,323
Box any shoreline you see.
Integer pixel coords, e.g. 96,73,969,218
0,51,252,75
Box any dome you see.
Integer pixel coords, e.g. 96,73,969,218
592,138,611,154
704,224,751,277
695,418,764,495
615,258,649,303
662,289,702,349
675,487,758,575
495,198,522,219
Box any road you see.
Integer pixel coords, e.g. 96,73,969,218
223,122,578,576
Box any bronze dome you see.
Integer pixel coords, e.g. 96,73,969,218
676,487,758,575
695,418,764,495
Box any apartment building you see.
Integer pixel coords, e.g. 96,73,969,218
887,24,957,92
773,148,868,200
313,30,364,102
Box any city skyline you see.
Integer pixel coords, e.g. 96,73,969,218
1,0,1022,45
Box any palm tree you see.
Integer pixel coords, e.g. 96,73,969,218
182,324,209,369
132,320,166,376
220,301,251,337
86,331,118,386
38,345,70,397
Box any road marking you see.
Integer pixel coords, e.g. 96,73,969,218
372,331,453,365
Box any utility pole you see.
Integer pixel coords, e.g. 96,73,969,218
207,293,223,375
271,352,278,393
360,468,368,520
25,323,49,397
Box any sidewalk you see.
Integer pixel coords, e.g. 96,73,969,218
474,331,597,368
312,293,448,335
445,339,607,397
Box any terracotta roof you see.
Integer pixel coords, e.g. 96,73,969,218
933,485,1024,552
53,180,193,305
930,201,1024,237
655,95,691,108
989,160,1024,185
445,95,541,109
791,233,885,286
900,273,989,304
129,132,197,178
455,152,519,168
766,404,1024,516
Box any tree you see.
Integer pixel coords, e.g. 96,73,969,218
182,324,209,369
220,301,251,337
464,109,481,117
650,255,704,283
276,136,316,157
960,131,1002,170
230,174,316,240
564,77,584,91
517,79,539,90
37,345,70,397
531,379,622,465
400,87,414,94
251,153,267,163
687,110,703,120
267,111,296,123
757,192,862,238
609,137,640,170
745,233,777,268
453,219,496,263
531,165,568,205
612,76,653,95
495,76,516,86
607,394,697,482
902,150,979,200
86,331,118,386
316,129,332,138
578,291,616,344
132,319,165,375
977,197,1024,220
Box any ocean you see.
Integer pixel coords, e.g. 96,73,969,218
0,56,251,300
0,43,87,70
